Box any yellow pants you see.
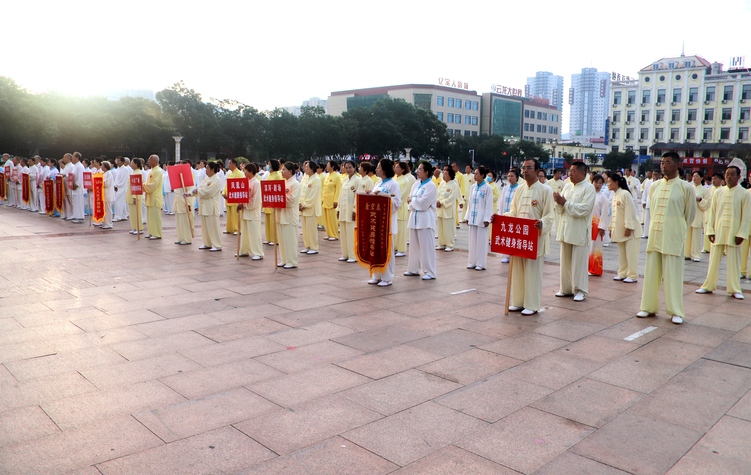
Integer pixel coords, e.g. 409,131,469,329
317,210,326,228
741,238,750,277
510,255,545,312
201,214,221,248
279,223,298,266
147,206,162,238
437,216,455,248
240,219,264,257
559,242,589,295
616,238,640,279
225,205,239,233
396,219,408,252
685,226,703,261
301,215,319,251
176,212,193,243
264,212,276,243
701,244,742,294
128,199,143,231
640,252,685,317
339,221,355,259
324,208,338,239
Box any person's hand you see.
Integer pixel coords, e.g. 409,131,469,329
708,235,715,243
333,202,338,209
483,221,489,227
237,204,244,211
697,196,702,202
642,204,646,208
599,229,605,238
436,201,442,208
534,220,542,230
736,236,744,246
489,215,494,223
352,212,356,221
373,190,380,195
625,228,632,237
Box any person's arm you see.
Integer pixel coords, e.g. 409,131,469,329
683,182,697,228
563,183,596,218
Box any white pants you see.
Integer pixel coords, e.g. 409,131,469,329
510,255,545,312
407,228,437,277
467,225,490,269
559,242,589,295
30,184,38,211
72,194,85,220
114,188,128,220
38,187,45,213
642,208,650,236
103,200,114,227
164,192,174,213
339,221,355,259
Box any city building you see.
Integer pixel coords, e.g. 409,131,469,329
302,97,328,111
542,142,608,173
480,92,561,144
569,67,611,145
608,54,751,173
327,84,482,137
525,71,564,111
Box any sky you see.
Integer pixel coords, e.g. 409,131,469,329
3,0,750,134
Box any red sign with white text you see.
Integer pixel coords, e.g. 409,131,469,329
83,171,93,190
130,174,143,196
67,173,74,190
261,180,286,208
226,177,250,204
490,215,539,259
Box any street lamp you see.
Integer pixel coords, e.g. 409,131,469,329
469,149,475,168
551,139,558,172
404,148,413,163
172,136,183,164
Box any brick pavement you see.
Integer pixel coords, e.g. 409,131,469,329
1,206,750,474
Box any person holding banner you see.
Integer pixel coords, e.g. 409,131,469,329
192,161,223,251
18,158,30,211
173,161,195,245
100,162,115,229
404,161,438,280
588,174,610,277
606,172,641,282
498,168,520,263
436,167,461,251
338,160,360,263
238,163,263,259
463,166,495,271
127,158,145,234
366,159,401,286
299,161,322,255
504,158,555,315
143,155,164,239
322,160,342,241
222,158,243,235
278,162,301,268
262,159,282,245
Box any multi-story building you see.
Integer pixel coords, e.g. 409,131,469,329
609,54,751,173
302,97,328,112
480,93,561,144
569,67,611,144
525,71,564,111
523,99,562,144
327,84,481,137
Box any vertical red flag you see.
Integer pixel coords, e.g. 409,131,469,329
92,174,105,223
67,173,74,191
44,179,54,214
0,172,5,199
22,174,30,204
55,175,64,212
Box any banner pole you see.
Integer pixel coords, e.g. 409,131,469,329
237,209,243,260
137,200,141,241
274,209,279,270
504,258,513,316
89,193,92,227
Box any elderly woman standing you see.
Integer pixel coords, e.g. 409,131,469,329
367,159,401,287
278,162,301,268
193,161,223,252
101,161,115,230
394,161,412,257
464,166,495,271
498,168,521,263
436,166,461,252
607,171,642,282
404,160,438,280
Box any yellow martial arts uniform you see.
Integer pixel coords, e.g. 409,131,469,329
316,171,327,228
436,179,460,249
700,185,751,294
174,185,195,244
609,188,642,280
431,175,441,188
279,177,301,266
262,170,282,243
639,177,696,317
505,181,555,312
197,174,223,249
703,185,722,252
455,171,467,226
395,174,410,253
685,183,710,261
143,166,163,238
556,180,596,296
127,169,145,232
358,173,374,193
338,173,360,260
742,189,751,278
322,170,342,239
239,177,264,258
299,173,322,251
222,167,244,234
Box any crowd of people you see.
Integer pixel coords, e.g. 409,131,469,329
2,151,749,321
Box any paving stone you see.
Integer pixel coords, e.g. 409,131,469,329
336,345,443,379
533,451,631,475
703,340,751,369
393,444,520,474
419,348,522,385
159,358,283,399
251,365,370,408
332,326,428,353
480,332,569,361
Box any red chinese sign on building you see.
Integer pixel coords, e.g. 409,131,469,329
439,78,469,90
261,180,286,208
683,157,713,166
130,174,143,196
226,177,250,204
355,194,392,274
490,215,539,259
83,171,93,190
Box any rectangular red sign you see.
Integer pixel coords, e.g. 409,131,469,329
261,179,287,208
490,215,540,259
130,174,143,196
83,171,93,190
226,177,250,204
55,175,64,212
355,194,392,272
167,163,194,189
0,173,4,198
67,173,74,190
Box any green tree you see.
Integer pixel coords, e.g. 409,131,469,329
602,150,636,170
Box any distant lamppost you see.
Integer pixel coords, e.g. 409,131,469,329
404,148,413,163
551,139,558,171
469,149,475,168
172,136,183,164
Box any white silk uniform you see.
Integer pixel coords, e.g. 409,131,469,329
464,181,495,270
556,180,596,296
406,179,438,278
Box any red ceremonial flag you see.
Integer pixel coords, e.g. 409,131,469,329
3,165,9,177
167,164,194,189
0,172,5,199
44,179,54,214
226,177,250,204
92,174,105,223
22,173,30,204
55,175,64,213
354,194,393,275
67,173,74,190
130,174,143,195
83,171,93,190
490,215,539,259
261,179,286,208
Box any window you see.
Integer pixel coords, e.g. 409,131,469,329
671,109,680,121
524,123,529,131
741,107,751,120
720,128,731,140
672,88,681,103
437,96,444,106
537,112,543,120
626,111,635,122
613,91,622,105
743,85,751,100
657,89,666,103
640,128,649,139
464,130,471,136
686,128,696,141
436,112,444,121
704,109,714,121
447,97,454,107
454,129,461,137
706,86,716,101
472,101,479,111
414,93,432,110
655,128,664,140
613,111,621,123
688,87,698,102
687,109,697,121
447,129,453,135
723,85,734,101
472,131,478,136
626,128,634,140
524,110,530,118
465,100,471,109
471,116,478,126
670,128,679,140
656,109,665,121
703,128,712,140
464,115,470,125
543,113,548,120
739,127,749,140
642,90,651,103
542,125,547,133
627,90,636,104
722,108,732,120
455,114,461,123
537,124,542,132
456,100,462,109
447,113,454,123
641,110,650,122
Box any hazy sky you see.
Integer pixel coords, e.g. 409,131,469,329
4,0,750,134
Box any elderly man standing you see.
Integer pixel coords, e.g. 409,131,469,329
637,153,696,324
553,161,596,302
143,155,164,240
70,152,85,223
113,157,131,221
685,171,711,262
696,166,751,299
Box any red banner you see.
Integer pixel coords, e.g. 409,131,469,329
11,167,18,183
490,215,539,259
92,174,105,223
22,173,30,204
44,179,54,214
261,179,286,208
83,171,93,190
226,177,250,204
67,173,74,191
354,194,393,274
130,174,143,195
55,175,64,213
167,163,194,189
3,165,9,177
0,173,4,199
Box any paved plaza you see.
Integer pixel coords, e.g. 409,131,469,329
1,206,751,474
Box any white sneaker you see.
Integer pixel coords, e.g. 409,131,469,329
474,266,485,271
444,247,454,252
636,311,655,318
367,278,380,285
377,281,392,286
733,293,745,300
435,246,446,250
346,259,357,263
338,257,347,261
283,264,297,269
671,315,684,324
306,250,318,255
252,256,263,260
613,276,624,281
300,248,310,253
421,274,435,280
501,257,510,263
573,291,585,302
508,306,523,312
695,288,712,294
623,278,637,283
395,252,406,257
521,309,538,315
692,258,700,262
209,247,221,252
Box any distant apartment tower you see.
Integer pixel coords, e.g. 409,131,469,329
302,97,328,112
525,71,564,111
569,67,611,144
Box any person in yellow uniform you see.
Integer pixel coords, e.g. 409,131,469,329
607,172,641,282
553,161,596,302
431,168,442,188
637,152,697,324
452,162,467,230
193,161,223,251
357,162,374,193
502,158,555,315
322,160,342,241
338,160,360,263
696,165,751,299
221,158,243,235
741,186,751,279
262,159,282,245
550,169,565,234
173,160,194,245
278,162,301,268
703,173,724,252
315,167,327,229
143,154,164,240
299,161,322,255
436,167,460,251
237,163,264,260
394,162,411,257
685,171,710,262
126,158,145,235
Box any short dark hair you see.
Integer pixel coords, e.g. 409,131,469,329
508,168,520,179
269,159,280,172
662,152,681,164
379,159,395,178
606,171,630,193
245,163,258,174
571,161,588,174
417,160,433,177
396,161,409,174
343,160,356,170
283,162,295,174
524,158,541,171
712,172,725,180
359,162,373,174
693,170,704,178
328,160,339,171
207,162,220,173
229,158,238,166
476,166,488,178
445,167,456,180
727,165,741,176
308,161,319,172
592,173,604,184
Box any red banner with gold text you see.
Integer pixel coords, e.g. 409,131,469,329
0,173,5,199
22,174,30,204
44,179,54,214
55,175,64,213
92,174,105,223
354,194,392,275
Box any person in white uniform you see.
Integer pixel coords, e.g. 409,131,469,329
366,159,402,287
404,160,438,280
463,166,495,271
